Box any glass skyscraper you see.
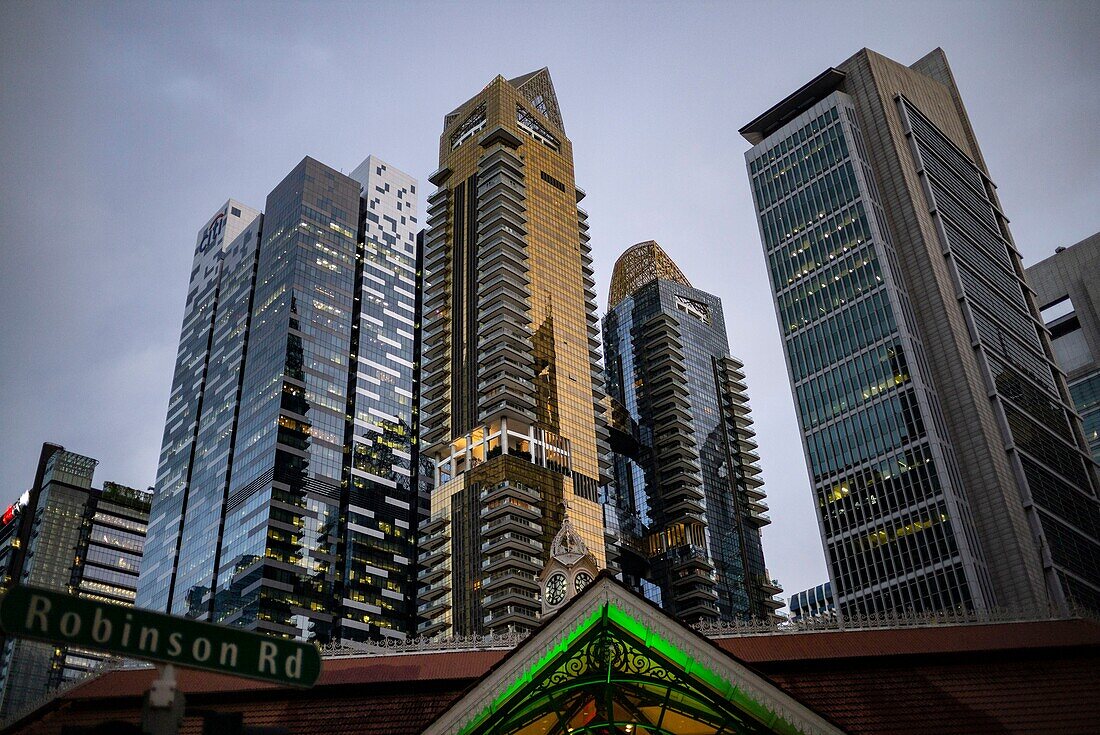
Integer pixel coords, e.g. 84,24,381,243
741,48,1100,616
417,69,610,636
138,155,426,642
603,241,781,622
0,444,151,718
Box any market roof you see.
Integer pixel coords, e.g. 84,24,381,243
7,575,1099,734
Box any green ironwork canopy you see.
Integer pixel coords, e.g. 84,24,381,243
430,581,844,735
474,605,784,734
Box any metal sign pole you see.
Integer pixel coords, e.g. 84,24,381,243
141,664,185,735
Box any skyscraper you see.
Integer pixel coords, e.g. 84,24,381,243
417,68,609,636
0,444,151,718
1027,233,1100,464
603,241,781,622
741,48,1100,616
138,155,425,642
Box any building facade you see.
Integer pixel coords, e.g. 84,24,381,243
417,68,610,636
603,241,781,622
0,444,151,719
137,156,426,642
741,48,1100,616
788,582,836,621
1028,232,1100,465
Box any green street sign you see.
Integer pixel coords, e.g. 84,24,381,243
0,585,321,688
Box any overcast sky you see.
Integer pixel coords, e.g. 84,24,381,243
1,0,1097,601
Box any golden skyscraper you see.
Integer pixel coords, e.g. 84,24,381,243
418,69,609,635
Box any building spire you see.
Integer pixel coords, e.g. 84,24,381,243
507,67,564,132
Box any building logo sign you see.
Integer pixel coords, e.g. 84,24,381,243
1,491,30,526
196,211,227,255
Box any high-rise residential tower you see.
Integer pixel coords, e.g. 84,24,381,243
1028,233,1100,465
417,68,609,636
603,241,781,622
138,155,426,642
0,444,151,718
741,48,1100,616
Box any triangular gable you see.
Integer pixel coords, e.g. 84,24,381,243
507,68,565,133
423,577,846,735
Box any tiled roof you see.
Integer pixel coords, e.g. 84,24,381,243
8,619,1099,734
713,618,1100,662
724,619,1100,734
764,651,1100,734
61,650,507,700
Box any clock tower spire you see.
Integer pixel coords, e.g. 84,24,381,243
539,504,599,616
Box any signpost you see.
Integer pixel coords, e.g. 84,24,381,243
0,585,322,688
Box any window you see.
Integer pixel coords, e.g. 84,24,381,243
539,171,566,193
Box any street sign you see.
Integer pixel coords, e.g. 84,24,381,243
0,585,321,688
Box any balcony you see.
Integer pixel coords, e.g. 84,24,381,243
483,605,539,629
478,325,531,353
482,497,541,521
417,617,449,637
478,286,529,315
420,513,448,535
478,249,528,281
746,508,772,528
420,527,449,551
482,585,540,610
417,563,450,585
481,514,543,537
478,372,535,397
480,481,541,505
478,268,531,295
744,485,766,501
759,576,783,596
655,455,701,477
669,547,714,573
479,397,536,424
417,595,451,617
482,532,543,556
481,550,541,574
675,582,720,601
748,499,770,516
479,338,529,368
419,578,451,602
678,598,720,620
417,543,449,566
482,569,539,592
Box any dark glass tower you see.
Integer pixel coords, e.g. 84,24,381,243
0,444,151,718
138,156,426,642
741,48,1100,616
603,241,781,622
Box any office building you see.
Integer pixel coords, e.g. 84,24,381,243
0,444,151,718
741,48,1100,616
137,156,426,642
1028,233,1100,464
603,240,781,621
788,582,836,621
417,68,610,635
